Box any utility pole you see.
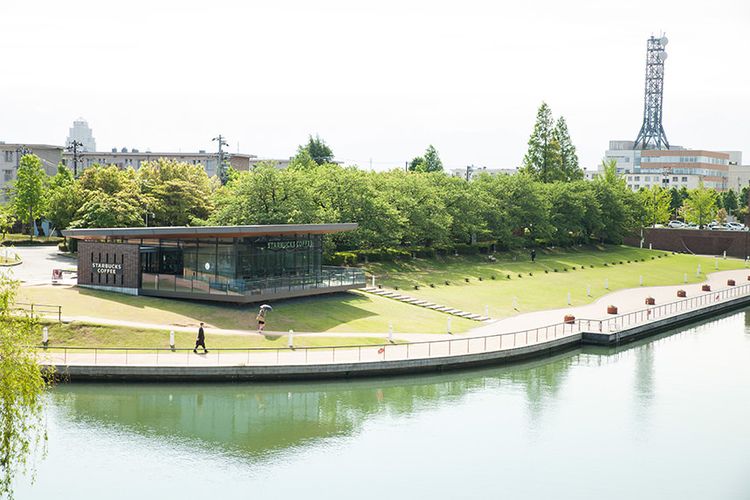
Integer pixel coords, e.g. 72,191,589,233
66,140,83,177
212,135,229,185
465,165,474,182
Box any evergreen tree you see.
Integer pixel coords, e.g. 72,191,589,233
298,135,334,165
408,145,443,173
520,102,562,182
554,116,583,181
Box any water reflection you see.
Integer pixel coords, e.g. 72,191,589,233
50,310,747,461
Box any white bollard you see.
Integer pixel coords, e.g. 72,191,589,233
42,326,48,346
388,323,394,342
586,285,591,297
567,292,571,305
649,243,652,250
715,257,719,270
697,264,701,276
723,251,727,260
169,330,175,350
684,273,688,284
604,278,609,290
639,275,644,286
371,274,375,287
288,329,294,349
446,318,452,335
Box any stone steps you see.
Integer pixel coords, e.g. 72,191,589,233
360,287,491,322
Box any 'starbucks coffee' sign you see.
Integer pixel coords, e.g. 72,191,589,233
267,240,312,250
92,262,123,275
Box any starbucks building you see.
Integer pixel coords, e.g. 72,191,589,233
62,224,365,303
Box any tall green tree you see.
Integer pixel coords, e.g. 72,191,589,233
639,185,672,227
554,117,583,181
408,145,443,173
10,155,47,241
681,184,718,228
520,102,562,183
298,135,334,165
0,275,51,499
721,189,739,217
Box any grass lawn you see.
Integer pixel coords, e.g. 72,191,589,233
366,245,747,317
37,321,392,349
19,287,475,334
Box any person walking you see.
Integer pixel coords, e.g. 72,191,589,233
256,309,267,333
530,248,536,263
194,322,208,353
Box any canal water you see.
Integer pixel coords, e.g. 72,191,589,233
14,310,750,499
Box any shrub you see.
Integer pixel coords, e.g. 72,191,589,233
465,277,470,282
490,275,496,280
429,283,435,288
619,261,623,264
506,275,511,279
414,285,420,290
590,264,594,268
445,280,450,285
553,269,558,272
603,263,608,267
478,276,483,281
528,272,533,276
544,270,549,274
517,273,522,278
563,268,568,272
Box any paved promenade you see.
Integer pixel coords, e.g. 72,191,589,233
38,267,750,377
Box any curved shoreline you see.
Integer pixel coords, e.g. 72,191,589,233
45,274,750,382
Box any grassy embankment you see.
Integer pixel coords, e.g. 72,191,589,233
20,286,476,336
366,245,746,317
19,245,746,347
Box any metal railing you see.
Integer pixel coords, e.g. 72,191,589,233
578,281,750,334
33,280,750,368
36,320,582,367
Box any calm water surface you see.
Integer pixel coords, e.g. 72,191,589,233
15,310,750,499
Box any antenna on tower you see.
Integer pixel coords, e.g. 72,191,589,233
634,35,670,150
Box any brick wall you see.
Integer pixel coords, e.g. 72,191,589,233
625,229,750,259
78,241,140,289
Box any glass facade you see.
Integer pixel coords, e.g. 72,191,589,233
137,234,364,299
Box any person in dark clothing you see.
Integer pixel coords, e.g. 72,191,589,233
194,322,208,353
530,249,536,262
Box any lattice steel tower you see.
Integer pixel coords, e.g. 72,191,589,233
634,35,670,150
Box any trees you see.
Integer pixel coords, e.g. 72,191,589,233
137,159,213,226
0,204,16,240
408,145,444,173
520,103,583,183
721,189,739,217
10,155,47,241
639,186,672,227
297,135,334,165
210,163,318,225
680,184,718,228
554,117,583,181
45,165,80,237
591,159,642,243
0,275,51,499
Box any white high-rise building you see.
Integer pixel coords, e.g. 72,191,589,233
66,118,96,152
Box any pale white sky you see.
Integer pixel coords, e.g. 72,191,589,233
1,0,748,170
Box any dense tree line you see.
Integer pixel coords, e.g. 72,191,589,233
4,115,743,255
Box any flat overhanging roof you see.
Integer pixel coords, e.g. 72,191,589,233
62,223,358,240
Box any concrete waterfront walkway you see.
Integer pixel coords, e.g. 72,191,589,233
39,267,750,380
